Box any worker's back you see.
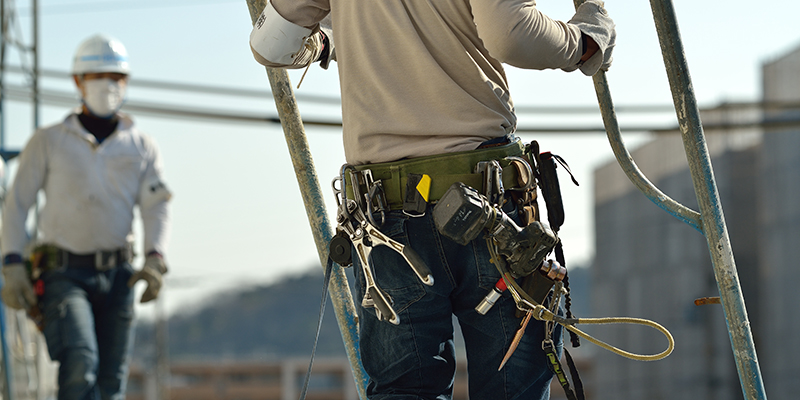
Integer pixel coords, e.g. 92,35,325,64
325,1,509,164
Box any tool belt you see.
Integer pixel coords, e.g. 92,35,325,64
31,244,134,272
346,139,528,211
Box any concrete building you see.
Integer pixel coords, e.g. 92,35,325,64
590,42,800,399
758,40,800,400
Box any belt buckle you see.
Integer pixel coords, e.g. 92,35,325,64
95,251,117,271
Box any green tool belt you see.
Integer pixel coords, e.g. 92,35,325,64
345,139,527,211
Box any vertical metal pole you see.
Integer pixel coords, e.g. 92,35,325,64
31,0,38,129
0,306,12,400
244,2,368,398
0,0,16,398
1,0,6,148
155,295,170,400
649,1,766,399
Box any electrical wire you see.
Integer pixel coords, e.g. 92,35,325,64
6,83,800,132
6,65,342,105
18,0,239,16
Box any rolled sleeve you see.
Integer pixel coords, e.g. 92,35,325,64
249,0,330,69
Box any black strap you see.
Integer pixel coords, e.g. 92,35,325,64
543,341,578,400
564,348,585,400
298,256,334,400
551,154,580,187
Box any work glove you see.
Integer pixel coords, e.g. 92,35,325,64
1,264,37,310
565,0,616,75
127,254,168,303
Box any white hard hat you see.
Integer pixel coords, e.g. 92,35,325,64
72,34,130,76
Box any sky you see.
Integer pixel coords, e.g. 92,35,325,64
2,0,800,319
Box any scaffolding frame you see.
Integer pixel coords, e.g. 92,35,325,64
0,0,41,398
250,1,767,399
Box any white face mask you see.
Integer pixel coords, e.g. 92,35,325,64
81,78,126,118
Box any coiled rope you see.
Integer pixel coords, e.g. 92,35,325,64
490,245,674,362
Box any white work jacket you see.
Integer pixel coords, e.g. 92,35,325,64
1,111,170,257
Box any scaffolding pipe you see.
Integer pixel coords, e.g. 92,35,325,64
0,0,17,397
649,1,766,398
571,0,767,398
572,0,702,231
31,0,38,129
244,2,368,399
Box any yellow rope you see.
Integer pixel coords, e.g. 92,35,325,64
490,244,674,362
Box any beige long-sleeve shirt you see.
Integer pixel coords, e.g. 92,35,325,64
263,0,585,165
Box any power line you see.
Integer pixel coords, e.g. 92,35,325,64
18,0,239,16
6,65,342,105
2,83,341,126
6,83,800,132
17,65,797,116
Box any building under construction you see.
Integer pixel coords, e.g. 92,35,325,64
591,41,800,399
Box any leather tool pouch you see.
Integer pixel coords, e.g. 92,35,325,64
508,141,541,227
514,140,559,316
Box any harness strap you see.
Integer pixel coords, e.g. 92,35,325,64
563,348,585,400
297,256,334,400
544,341,579,400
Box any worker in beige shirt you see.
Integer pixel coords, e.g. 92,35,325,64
250,1,614,399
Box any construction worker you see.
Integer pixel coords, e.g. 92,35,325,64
0,34,171,399
250,1,614,399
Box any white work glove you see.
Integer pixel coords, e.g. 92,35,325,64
127,255,168,303
1,264,36,310
565,0,616,75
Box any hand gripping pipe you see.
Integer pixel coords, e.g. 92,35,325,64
572,0,767,399
245,2,368,399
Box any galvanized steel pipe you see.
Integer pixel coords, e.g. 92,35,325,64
649,1,766,398
572,0,702,232
245,2,368,398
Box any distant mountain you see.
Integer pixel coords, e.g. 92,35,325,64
133,268,350,364
133,264,592,364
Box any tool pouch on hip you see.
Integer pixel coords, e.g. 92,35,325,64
508,142,541,227
514,140,572,317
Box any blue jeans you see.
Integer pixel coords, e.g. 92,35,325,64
40,263,136,400
353,206,562,400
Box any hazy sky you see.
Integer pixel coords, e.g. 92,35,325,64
2,0,799,319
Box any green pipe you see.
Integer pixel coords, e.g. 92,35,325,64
650,1,766,398
571,0,766,398
244,2,368,398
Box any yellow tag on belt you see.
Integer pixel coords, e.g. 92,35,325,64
417,174,431,202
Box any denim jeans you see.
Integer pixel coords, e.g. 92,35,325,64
353,205,562,400
40,262,136,400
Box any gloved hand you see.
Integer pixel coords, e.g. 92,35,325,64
1,264,37,310
565,0,616,75
127,254,168,303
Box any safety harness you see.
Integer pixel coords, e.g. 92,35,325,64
299,138,673,400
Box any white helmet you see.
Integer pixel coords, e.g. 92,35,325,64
72,34,130,76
